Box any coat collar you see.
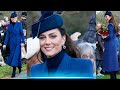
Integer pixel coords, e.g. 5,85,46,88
55,52,71,76
43,52,72,77
10,22,18,30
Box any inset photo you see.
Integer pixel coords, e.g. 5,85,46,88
0,11,27,79
26,11,96,79
96,11,120,79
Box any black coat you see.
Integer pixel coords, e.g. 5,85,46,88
21,19,27,30
95,33,104,60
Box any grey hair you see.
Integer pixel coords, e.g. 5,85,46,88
77,42,95,59
77,42,96,74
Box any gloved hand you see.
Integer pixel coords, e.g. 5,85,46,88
3,45,6,50
21,43,25,47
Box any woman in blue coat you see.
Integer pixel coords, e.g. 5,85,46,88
103,11,119,79
3,12,25,78
29,11,94,79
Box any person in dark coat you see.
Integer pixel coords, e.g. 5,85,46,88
103,11,119,79
20,12,27,48
3,12,25,78
29,11,94,79
21,11,27,30
96,23,104,77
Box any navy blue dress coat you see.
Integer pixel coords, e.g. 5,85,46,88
4,22,25,67
103,23,119,72
29,52,94,79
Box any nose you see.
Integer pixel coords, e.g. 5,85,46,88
45,37,51,45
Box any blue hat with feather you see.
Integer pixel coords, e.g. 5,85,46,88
104,11,112,16
10,11,17,18
37,11,63,37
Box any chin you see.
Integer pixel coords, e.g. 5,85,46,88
46,55,54,58
45,53,55,58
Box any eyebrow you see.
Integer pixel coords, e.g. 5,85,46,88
49,32,56,35
41,32,56,36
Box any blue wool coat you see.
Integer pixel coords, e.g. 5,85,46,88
4,22,25,67
29,52,94,79
103,23,119,72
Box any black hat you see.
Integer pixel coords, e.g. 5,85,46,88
21,11,27,17
10,11,17,18
104,11,112,16
37,11,63,37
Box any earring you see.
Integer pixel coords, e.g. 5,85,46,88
63,45,66,49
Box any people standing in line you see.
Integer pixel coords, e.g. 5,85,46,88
102,11,119,79
3,12,25,78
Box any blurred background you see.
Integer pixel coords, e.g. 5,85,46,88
0,11,95,38
96,11,120,24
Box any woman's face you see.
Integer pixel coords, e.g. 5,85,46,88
4,16,8,21
81,53,91,59
11,17,17,22
105,15,112,23
81,53,94,63
39,28,66,58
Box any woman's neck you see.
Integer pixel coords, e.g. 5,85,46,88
46,50,65,75
47,50,62,58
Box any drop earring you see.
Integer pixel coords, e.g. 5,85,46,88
62,45,66,49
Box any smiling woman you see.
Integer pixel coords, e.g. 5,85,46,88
28,11,94,79
102,11,119,79
39,28,66,58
